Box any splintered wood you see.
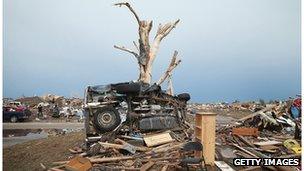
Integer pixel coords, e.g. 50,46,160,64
143,132,174,147
214,161,235,171
253,140,282,146
232,127,259,137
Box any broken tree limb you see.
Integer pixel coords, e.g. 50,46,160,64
114,45,139,59
154,20,180,42
157,51,181,85
133,41,139,52
114,2,140,25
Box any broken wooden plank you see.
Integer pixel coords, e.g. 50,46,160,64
89,156,134,163
143,132,174,147
151,142,184,153
142,156,180,162
98,141,142,154
99,141,149,152
259,145,279,151
235,135,256,148
140,161,155,171
232,127,259,137
214,161,235,171
52,161,68,165
253,140,282,146
48,164,66,171
238,105,275,122
161,164,169,171
119,135,144,141
69,149,77,153
232,144,258,158
69,147,83,154
40,163,47,170
115,138,149,152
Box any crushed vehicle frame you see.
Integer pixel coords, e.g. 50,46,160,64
83,81,190,143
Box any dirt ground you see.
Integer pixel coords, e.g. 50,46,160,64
3,132,85,171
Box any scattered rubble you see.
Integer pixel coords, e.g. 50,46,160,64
49,130,195,170
3,94,84,122
215,97,301,170
4,94,301,170
47,97,301,171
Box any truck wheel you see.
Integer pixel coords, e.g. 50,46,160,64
93,107,121,133
115,83,141,94
10,116,18,123
177,93,191,101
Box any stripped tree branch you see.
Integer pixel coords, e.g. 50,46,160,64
148,19,180,68
157,51,181,85
114,2,140,25
133,41,139,52
114,45,139,58
154,20,180,41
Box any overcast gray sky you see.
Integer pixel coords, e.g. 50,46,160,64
3,0,301,102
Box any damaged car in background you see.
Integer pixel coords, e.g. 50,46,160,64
83,81,191,144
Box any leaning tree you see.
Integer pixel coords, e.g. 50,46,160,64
114,2,181,93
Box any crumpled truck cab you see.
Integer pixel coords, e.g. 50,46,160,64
83,81,190,143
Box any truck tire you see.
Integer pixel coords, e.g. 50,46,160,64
177,93,191,101
93,107,121,133
10,115,18,123
115,83,141,94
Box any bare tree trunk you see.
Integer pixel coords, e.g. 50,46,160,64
114,2,179,85
166,75,174,95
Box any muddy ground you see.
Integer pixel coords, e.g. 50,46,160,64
3,111,250,171
3,132,85,171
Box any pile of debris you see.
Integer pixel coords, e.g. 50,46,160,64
14,96,45,107
4,94,84,121
47,81,197,169
49,130,198,171
187,101,265,115
215,99,301,170
47,96,301,171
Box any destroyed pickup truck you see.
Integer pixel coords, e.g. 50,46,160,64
3,106,31,123
83,82,190,142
